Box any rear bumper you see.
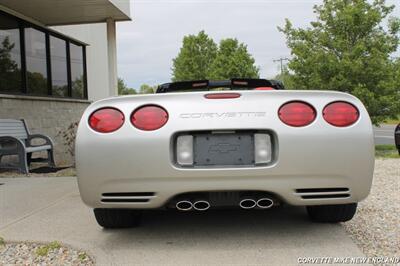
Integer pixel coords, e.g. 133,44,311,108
76,128,375,209
78,173,371,209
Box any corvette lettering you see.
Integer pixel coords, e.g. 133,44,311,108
179,112,266,118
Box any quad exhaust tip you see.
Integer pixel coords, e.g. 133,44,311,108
176,197,273,211
240,198,274,209
193,200,210,211
239,199,257,209
256,198,274,209
176,200,193,211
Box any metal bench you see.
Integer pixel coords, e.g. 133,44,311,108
0,119,55,174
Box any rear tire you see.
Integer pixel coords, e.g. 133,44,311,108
94,209,142,228
306,203,357,223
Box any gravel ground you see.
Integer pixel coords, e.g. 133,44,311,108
342,158,400,258
0,241,94,265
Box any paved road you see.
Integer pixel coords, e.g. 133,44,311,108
374,124,396,145
0,177,365,265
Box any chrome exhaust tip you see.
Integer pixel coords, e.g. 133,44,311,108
193,200,210,211
256,198,274,209
176,200,193,211
239,199,257,209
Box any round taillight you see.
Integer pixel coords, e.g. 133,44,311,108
323,101,359,127
131,105,168,131
89,107,124,133
278,101,316,127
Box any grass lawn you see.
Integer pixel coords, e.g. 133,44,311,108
383,116,399,125
375,145,399,158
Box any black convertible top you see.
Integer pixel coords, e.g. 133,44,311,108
156,79,285,93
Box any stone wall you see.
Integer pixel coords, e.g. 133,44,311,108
0,94,91,166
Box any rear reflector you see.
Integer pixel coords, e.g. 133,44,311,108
323,101,359,127
278,101,316,127
204,93,241,99
254,133,272,164
176,135,194,165
131,105,168,131
89,107,124,133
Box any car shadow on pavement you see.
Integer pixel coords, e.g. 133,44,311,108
99,206,344,252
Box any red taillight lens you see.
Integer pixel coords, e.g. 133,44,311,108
131,105,168,131
89,107,124,133
323,101,359,127
204,93,241,99
278,101,316,127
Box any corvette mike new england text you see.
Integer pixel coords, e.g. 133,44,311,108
297,256,400,264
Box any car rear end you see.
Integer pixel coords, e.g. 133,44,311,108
76,88,374,228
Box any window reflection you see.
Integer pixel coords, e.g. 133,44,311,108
0,12,87,99
0,14,21,93
25,27,48,96
70,43,84,98
50,36,68,97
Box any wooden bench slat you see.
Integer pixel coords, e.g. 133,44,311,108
0,127,26,130
0,129,27,133
0,133,27,137
0,131,28,139
0,129,28,132
0,126,26,131
0,120,28,140
0,122,25,125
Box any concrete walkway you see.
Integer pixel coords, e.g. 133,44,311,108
0,177,365,265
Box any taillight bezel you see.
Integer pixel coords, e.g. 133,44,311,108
88,107,125,133
130,104,169,131
278,101,317,127
323,101,360,127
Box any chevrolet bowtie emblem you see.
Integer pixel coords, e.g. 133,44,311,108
209,143,239,153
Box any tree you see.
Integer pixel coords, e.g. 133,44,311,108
71,75,84,98
27,72,47,95
118,77,136,95
273,66,295,90
172,31,260,81
279,0,400,125
209,38,259,80
138,84,157,94
0,37,20,91
172,31,217,81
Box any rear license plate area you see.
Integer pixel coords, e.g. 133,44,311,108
193,132,255,166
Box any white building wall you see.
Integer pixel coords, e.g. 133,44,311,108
52,23,111,102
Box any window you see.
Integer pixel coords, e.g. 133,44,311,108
50,36,68,97
25,28,48,96
0,14,21,93
0,11,87,99
70,43,84,98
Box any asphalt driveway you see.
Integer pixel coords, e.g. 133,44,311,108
374,124,396,145
0,177,364,265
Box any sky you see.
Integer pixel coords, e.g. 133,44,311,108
116,0,400,89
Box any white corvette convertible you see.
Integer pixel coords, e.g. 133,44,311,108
76,79,374,228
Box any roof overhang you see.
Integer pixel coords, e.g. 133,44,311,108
0,0,131,26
